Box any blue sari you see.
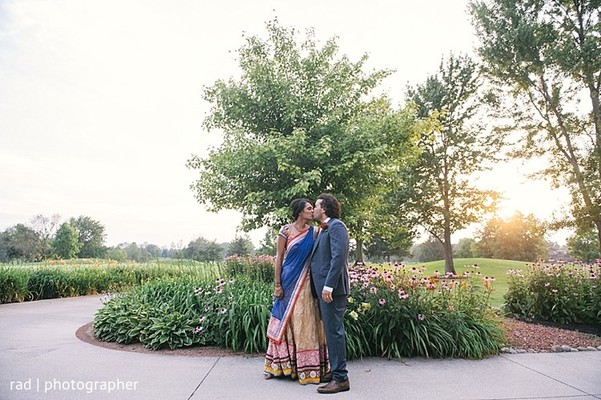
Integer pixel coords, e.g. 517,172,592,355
267,225,315,343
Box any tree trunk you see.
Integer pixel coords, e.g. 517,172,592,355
443,230,455,275
595,221,601,256
442,163,455,274
354,237,364,264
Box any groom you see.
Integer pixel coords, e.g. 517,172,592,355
310,193,350,394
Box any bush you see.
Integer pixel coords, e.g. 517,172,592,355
345,264,504,359
224,255,275,283
504,261,601,325
94,262,505,359
0,267,29,303
94,276,271,351
0,260,224,304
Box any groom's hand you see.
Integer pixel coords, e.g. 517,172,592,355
321,290,333,303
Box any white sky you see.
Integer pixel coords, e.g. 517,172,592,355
0,0,570,248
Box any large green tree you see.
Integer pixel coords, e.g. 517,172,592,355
470,0,601,254
256,229,277,256
454,237,478,259
476,212,549,261
567,226,601,262
401,54,501,273
187,20,416,262
411,236,446,263
185,237,224,262
69,216,106,258
226,235,255,257
0,224,45,262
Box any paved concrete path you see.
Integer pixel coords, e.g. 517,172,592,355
1,295,600,400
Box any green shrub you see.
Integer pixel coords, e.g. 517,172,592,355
504,261,601,325
344,264,504,359
0,267,29,303
27,268,71,300
94,275,272,351
219,278,271,353
93,262,505,359
93,290,150,344
0,260,224,304
224,255,274,283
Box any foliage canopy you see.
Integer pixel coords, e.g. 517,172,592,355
188,20,417,245
470,0,601,252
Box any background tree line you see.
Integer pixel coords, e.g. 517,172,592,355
1,210,596,264
0,214,264,263
412,212,553,263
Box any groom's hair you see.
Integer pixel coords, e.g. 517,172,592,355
317,193,341,219
290,198,311,220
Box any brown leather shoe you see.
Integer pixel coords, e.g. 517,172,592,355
317,379,350,394
320,372,332,383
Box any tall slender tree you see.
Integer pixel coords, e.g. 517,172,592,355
470,0,601,253
401,54,501,273
52,222,80,259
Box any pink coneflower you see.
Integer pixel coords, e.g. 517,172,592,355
379,298,386,305
370,287,378,294
483,276,495,287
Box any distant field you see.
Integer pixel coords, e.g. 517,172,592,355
402,258,529,307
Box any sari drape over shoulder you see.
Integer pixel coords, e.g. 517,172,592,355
264,225,329,385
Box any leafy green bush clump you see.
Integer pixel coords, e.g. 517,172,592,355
504,261,601,325
93,276,272,351
0,267,29,303
94,262,505,358
224,255,275,283
345,264,504,359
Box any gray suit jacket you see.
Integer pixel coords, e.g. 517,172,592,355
310,218,350,296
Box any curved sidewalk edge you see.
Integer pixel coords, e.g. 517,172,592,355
1,295,600,400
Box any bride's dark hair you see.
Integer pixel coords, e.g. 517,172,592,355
290,198,312,220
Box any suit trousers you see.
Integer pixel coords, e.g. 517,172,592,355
319,294,348,382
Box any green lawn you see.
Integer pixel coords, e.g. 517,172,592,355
403,258,529,307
